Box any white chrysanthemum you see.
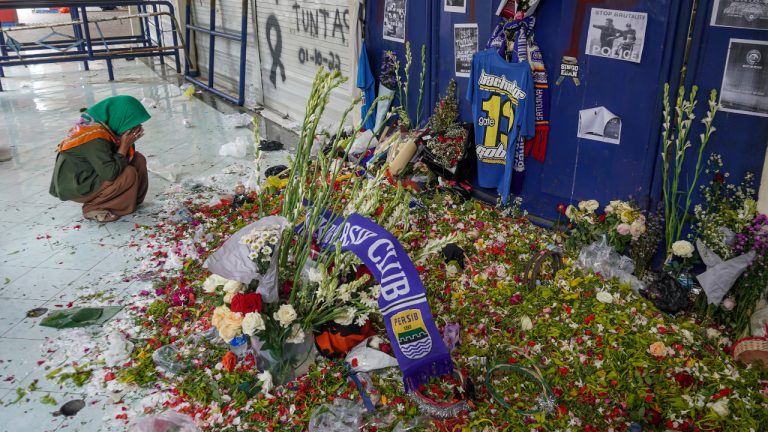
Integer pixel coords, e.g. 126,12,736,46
596,291,614,304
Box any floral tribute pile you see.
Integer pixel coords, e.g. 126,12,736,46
49,72,768,431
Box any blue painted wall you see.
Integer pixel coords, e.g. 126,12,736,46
365,0,768,220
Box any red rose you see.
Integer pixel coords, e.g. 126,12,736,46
674,372,695,388
556,203,567,215
645,408,662,426
230,293,263,314
714,173,725,184
598,214,606,222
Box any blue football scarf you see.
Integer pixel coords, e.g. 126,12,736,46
302,210,454,392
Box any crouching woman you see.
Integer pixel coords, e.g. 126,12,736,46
50,95,151,222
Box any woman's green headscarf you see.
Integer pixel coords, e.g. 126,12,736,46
85,95,151,135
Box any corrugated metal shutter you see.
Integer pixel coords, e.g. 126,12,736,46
254,0,357,122
184,0,357,123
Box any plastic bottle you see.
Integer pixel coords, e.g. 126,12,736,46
230,334,248,358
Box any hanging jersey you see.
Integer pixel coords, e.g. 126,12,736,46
466,49,535,203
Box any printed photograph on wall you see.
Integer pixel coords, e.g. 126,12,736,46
585,8,647,63
454,24,478,77
383,0,407,43
445,0,466,14
578,107,622,145
711,0,768,30
720,39,768,118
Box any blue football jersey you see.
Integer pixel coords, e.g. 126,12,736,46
467,49,535,203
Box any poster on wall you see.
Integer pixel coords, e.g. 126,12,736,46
444,0,466,14
720,39,768,118
585,8,647,63
711,0,768,30
383,0,407,43
578,107,622,145
454,24,478,77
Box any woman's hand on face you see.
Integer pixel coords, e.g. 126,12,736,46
120,125,144,147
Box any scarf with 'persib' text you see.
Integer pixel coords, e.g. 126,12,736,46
307,211,453,392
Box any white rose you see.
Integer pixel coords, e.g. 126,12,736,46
596,291,614,304
672,240,695,258
286,324,305,344
578,200,599,212
520,315,533,331
223,291,236,304
708,399,729,417
565,205,577,220
223,280,243,294
333,307,356,326
203,274,228,293
274,304,297,327
242,312,266,336
604,205,615,214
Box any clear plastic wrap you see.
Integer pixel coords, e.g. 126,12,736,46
575,236,644,293
308,399,365,432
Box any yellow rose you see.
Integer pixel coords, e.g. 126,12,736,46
211,305,230,329
218,311,244,342
211,305,244,342
649,341,666,357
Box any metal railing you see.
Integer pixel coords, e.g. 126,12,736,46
0,1,185,91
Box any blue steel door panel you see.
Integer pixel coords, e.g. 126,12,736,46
671,0,768,209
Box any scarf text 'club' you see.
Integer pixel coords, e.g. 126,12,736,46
307,211,454,392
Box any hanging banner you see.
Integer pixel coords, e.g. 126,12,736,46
303,211,454,391
585,8,647,63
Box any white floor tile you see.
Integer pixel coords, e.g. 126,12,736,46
0,337,50,388
0,268,86,301
38,244,113,272
0,298,47,337
0,390,66,432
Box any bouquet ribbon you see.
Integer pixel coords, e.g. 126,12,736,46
303,211,454,392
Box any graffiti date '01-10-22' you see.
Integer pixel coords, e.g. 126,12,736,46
298,47,342,70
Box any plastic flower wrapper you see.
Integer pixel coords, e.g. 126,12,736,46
204,216,290,303
374,51,398,133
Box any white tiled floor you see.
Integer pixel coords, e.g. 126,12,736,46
0,59,289,430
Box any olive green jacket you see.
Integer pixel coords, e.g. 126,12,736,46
49,138,127,201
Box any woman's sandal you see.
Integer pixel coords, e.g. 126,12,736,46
84,210,120,222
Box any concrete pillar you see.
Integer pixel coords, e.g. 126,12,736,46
759,144,768,215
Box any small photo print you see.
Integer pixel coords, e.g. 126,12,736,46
585,8,648,63
445,0,467,14
711,0,768,31
720,39,768,118
454,24,478,77
578,107,622,145
383,0,407,43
